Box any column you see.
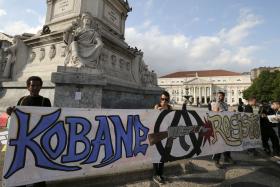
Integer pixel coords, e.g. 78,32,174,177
203,86,207,104
227,87,231,104
235,87,238,105
199,86,201,104
210,86,212,101
193,87,196,105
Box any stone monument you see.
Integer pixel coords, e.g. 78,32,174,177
0,0,161,110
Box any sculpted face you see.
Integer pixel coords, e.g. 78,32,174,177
82,16,92,28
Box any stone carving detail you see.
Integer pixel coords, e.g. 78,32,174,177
126,61,130,71
63,12,104,68
61,46,67,57
119,59,124,69
29,51,36,62
49,44,56,60
139,59,157,87
111,55,116,67
2,36,20,78
39,48,45,61
0,48,6,73
41,25,51,35
101,49,109,63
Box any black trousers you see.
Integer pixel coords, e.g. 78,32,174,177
278,126,280,139
153,163,164,176
261,126,280,153
213,151,231,161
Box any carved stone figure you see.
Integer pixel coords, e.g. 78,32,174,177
100,49,109,63
111,55,117,67
126,61,130,71
151,71,158,85
63,12,104,68
119,59,124,69
39,48,45,61
29,51,36,62
2,36,19,78
61,46,67,57
49,44,56,60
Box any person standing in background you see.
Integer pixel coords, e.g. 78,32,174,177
153,91,172,184
212,92,235,168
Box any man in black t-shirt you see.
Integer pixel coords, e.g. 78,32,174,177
6,76,51,115
244,97,259,156
6,76,51,187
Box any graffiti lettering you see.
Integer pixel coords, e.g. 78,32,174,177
208,113,260,146
4,109,149,179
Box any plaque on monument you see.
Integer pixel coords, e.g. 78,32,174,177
103,3,121,29
53,0,75,18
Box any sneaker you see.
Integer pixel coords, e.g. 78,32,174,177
153,175,165,184
224,157,236,164
215,161,223,169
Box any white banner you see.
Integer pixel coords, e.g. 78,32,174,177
2,107,262,186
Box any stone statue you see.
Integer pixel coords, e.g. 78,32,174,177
29,51,36,62
2,36,19,78
111,55,117,67
63,12,104,68
49,44,56,60
0,48,5,72
151,70,158,85
39,48,45,61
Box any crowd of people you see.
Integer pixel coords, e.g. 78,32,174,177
153,90,280,184
5,76,280,185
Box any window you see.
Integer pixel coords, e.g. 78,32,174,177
232,98,235,103
232,90,234,95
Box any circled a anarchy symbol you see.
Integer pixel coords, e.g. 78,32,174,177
154,110,204,162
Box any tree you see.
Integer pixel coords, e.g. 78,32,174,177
243,70,280,102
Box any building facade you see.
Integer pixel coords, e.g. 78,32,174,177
158,70,251,106
250,67,280,81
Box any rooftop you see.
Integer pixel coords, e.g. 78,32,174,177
160,69,241,78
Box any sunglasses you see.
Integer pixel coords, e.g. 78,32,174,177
161,98,169,102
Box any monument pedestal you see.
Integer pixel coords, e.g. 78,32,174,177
52,66,160,109
0,0,162,111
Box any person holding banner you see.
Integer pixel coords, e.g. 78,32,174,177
212,92,235,168
244,96,259,156
271,101,280,138
152,91,172,184
6,76,51,115
6,76,51,187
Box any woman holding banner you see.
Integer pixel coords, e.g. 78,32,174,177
153,91,172,184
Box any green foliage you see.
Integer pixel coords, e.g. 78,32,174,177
243,70,280,102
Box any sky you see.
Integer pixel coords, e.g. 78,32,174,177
0,0,279,76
